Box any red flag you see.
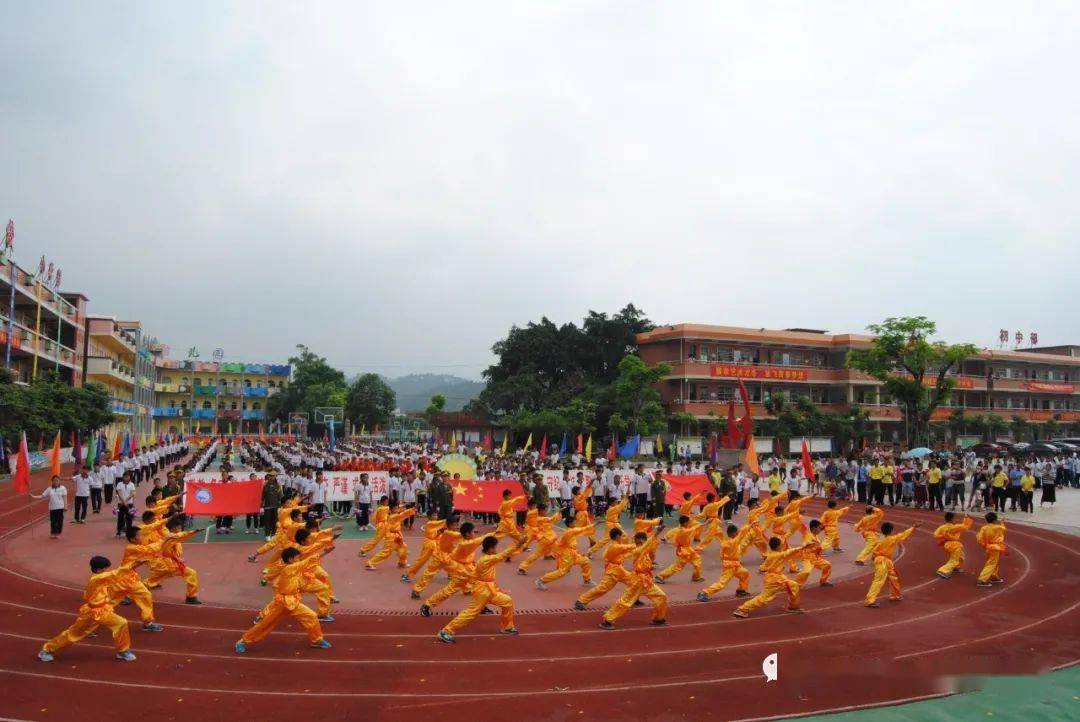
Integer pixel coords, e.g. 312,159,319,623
801,439,815,481
113,433,122,460
49,432,61,477
659,474,716,506
707,433,717,463
737,379,753,447
538,434,548,460
576,434,583,454
608,436,617,461
450,479,527,513
183,480,263,516
482,428,493,453
13,432,30,494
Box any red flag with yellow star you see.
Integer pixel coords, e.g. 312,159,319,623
450,479,527,513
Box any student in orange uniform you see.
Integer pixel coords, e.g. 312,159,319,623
733,537,809,618
536,522,596,589
575,528,635,609
494,489,527,543
516,505,561,575
599,527,667,629
694,493,731,549
38,556,136,662
109,525,164,632
853,505,885,565
976,512,1007,587
632,512,663,567
403,511,445,584
437,535,526,643
520,499,540,551
144,516,201,603
411,515,462,599
864,521,919,607
934,511,973,579
365,504,417,570
421,523,484,616
358,496,390,556
249,505,308,567
588,496,629,556
235,546,331,653
655,514,704,583
794,520,833,587
571,482,596,544
696,524,753,600
765,505,804,573
819,500,850,553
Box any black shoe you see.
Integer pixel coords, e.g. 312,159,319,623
185,597,202,605
573,601,586,611
410,590,421,600
651,619,668,626
599,621,615,630
633,599,645,607
420,604,431,617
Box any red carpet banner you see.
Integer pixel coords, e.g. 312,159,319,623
451,480,527,513
183,480,263,516
659,474,716,505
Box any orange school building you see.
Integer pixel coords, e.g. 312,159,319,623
636,324,1080,436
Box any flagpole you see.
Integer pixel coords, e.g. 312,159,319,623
5,251,15,370
31,272,42,380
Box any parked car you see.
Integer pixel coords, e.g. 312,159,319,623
1026,441,1062,455
970,442,1006,456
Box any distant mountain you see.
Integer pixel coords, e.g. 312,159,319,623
384,374,485,412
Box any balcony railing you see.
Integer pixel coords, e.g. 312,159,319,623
242,409,266,420
194,385,217,395
243,387,268,397
190,409,216,419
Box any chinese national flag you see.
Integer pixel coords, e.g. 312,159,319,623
801,439,815,481
13,432,31,494
450,479,526,513
183,480,263,516
659,474,715,506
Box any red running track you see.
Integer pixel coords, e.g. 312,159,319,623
0,470,1077,722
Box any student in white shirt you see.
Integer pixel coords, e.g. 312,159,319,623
114,474,136,538
105,461,121,503
72,468,92,523
33,476,69,539
89,465,105,514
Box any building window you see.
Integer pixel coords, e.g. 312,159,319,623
169,400,175,408
231,402,238,410
203,401,212,409
252,402,261,410
194,378,202,386
244,379,251,388
268,380,276,388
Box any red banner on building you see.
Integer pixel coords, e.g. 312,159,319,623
183,480,263,516
1026,382,1075,393
711,364,808,381
660,474,717,505
451,480,527,513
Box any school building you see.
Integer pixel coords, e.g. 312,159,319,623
636,324,1080,440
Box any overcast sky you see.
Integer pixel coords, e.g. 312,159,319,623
3,2,1078,379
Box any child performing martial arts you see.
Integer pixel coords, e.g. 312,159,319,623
38,556,136,662
235,546,332,653
934,512,973,579
437,535,526,644
864,522,919,607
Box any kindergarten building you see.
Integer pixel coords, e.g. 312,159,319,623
636,324,1080,442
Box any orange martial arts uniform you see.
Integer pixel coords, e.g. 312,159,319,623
976,520,1007,584
794,530,832,587
572,486,596,543
494,496,527,543
240,553,325,647
440,545,521,636
517,511,562,572
42,568,131,656
539,524,595,585
633,516,663,566
588,498,630,555
783,496,812,542
145,529,200,597
934,516,973,577
413,526,463,594
695,495,731,549
367,508,417,569
735,545,806,616
360,504,391,554
425,536,485,609
253,504,308,559
820,506,851,551
854,507,885,564
578,539,635,606
767,508,804,573
602,534,667,625
657,520,705,582
258,536,334,618
407,519,446,578
521,506,540,550
108,540,163,624
699,526,753,598
864,527,915,606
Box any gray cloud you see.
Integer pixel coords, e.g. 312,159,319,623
2,1,1077,378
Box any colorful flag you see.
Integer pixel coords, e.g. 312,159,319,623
618,434,640,459
86,431,97,469
13,431,30,494
575,433,583,454
121,431,130,457
482,428,493,453
538,434,548,460
359,423,366,437
0,432,5,462
500,432,509,455
559,432,568,455
72,431,82,467
585,434,593,462
737,379,754,447
607,436,617,462
113,433,122,460
524,433,533,451
449,430,458,448
328,420,336,450
801,439,815,481
49,431,61,477
655,434,664,455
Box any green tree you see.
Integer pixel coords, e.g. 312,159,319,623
266,345,347,432
947,409,967,439
1010,415,1031,442
607,355,671,436
425,394,447,419
0,369,114,449
846,316,978,448
346,374,396,430
986,414,1008,442
1043,416,1062,439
